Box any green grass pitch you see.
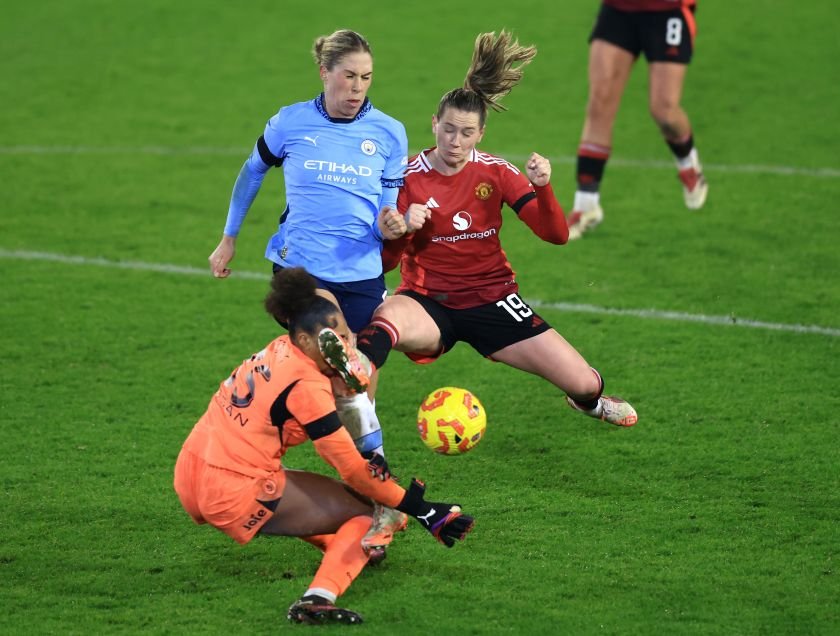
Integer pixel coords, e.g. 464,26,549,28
2,1,839,633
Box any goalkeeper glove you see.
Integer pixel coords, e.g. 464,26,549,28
396,478,474,547
365,452,392,482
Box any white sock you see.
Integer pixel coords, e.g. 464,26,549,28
334,393,384,457
573,190,600,212
676,148,700,171
304,587,337,603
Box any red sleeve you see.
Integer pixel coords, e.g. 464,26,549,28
312,427,406,508
518,183,569,245
382,234,412,273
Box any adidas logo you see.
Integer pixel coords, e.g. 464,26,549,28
425,197,440,209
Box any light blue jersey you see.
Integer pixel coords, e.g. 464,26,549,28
223,94,408,283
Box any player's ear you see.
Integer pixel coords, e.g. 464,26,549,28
319,66,328,83
431,115,438,135
477,126,485,143
295,331,313,352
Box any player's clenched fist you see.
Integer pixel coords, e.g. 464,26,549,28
525,152,551,187
209,235,236,278
404,203,431,234
378,206,407,240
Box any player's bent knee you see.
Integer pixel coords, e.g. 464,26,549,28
567,366,604,401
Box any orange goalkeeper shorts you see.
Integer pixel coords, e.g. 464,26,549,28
173,447,285,545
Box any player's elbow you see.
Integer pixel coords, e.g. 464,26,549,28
540,228,569,245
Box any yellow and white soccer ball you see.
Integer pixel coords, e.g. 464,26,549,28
417,387,486,455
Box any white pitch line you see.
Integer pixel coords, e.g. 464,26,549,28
0,248,267,281
0,145,245,157
504,154,840,179
3,248,839,338
526,300,840,338
1,145,838,179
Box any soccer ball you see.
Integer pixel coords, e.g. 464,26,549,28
417,387,486,455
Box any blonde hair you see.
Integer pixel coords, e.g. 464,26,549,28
437,31,537,126
312,29,371,70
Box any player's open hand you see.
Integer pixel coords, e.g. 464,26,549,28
525,152,551,187
378,206,407,240
209,235,236,278
396,478,475,548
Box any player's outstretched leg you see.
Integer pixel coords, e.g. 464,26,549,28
287,595,363,625
287,515,371,624
566,395,638,427
318,328,372,394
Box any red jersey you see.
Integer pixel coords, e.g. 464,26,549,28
391,148,535,309
604,0,695,11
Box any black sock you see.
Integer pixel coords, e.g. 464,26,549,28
356,321,396,371
666,133,694,160
577,154,607,193
571,396,600,411
569,368,604,411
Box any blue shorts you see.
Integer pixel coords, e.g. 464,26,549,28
272,264,385,333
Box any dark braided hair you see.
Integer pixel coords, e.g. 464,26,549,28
264,267,340,336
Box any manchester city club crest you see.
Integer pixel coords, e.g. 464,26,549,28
361,139,377,156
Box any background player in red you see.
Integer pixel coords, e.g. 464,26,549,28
567,0,707,240
174,267,473,625
343,31,637,429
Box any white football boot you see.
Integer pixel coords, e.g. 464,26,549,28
361,503,408,555
566,395,638,427
677,148,708,210
567,191,604,240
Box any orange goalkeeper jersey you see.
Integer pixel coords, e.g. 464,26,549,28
181,335,404,507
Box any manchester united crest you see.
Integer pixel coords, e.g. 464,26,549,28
474,182,493,200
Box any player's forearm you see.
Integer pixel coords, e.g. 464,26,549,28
223,154,270,237
522,183,569,244
313,429,405,507
381,234,410,272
